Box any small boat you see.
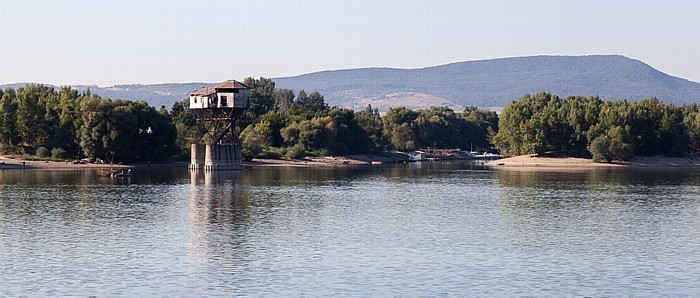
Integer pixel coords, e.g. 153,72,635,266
472,152,501,159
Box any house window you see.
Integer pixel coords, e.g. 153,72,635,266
209,96,216,105
221,95,228,107
194,97,197,103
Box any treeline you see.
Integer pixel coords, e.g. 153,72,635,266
0,84,177,161
0,80,497,162
172,77,499,159
493,92,700,162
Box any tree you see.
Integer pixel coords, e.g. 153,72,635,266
241,77,276,129
355,104,387,152
463,106,498,151
240,121,274,159
390,123,416,151
588,125,634,162
15,84,52,149
273,88,295,112
0,88,19,151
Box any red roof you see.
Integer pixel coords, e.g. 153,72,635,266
214,80,249,89
190,86,216,96
190,80,249,96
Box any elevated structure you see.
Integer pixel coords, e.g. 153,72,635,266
189,80,250,170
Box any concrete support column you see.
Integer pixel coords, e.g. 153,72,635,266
198,143,242,171
189,144,206,169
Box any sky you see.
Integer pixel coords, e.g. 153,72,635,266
1,0,699,86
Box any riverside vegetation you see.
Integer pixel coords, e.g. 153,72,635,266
5,81,700,165
0,78,498,163
493,92,700,162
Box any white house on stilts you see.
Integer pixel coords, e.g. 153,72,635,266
188,80,250,170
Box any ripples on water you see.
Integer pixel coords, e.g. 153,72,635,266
1,164,699,296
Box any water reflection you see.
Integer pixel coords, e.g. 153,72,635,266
2,165,699,296
493,168,700,296
189,169,248,225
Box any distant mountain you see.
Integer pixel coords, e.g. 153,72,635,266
273,55,700,110
76,83,208,109
3,55,700,111
0,82,207,110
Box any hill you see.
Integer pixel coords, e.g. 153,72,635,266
0,82,207,110
75,83,207,109
3,56,700,111
273,55,700,110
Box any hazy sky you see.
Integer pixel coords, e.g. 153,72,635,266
1,0,699,86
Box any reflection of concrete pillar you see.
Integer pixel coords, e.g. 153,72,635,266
203,144,242,170
190,144,206,169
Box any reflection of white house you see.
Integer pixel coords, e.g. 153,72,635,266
189,80,250,109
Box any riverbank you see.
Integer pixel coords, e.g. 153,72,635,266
0,154,402,170
245,155,403,167
485,154,700,170
0,155,189,170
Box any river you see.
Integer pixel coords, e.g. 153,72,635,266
1,162,699,296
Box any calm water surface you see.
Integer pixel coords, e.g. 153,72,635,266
1,163,699,296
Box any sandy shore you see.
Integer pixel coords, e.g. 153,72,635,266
485,154,700,171
0,155,190,170
0,154,398,170
6,153,699,171
245,155,400,167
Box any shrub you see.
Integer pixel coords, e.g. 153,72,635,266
36,147,50,158
51,147,67,159
285,144,306,159
260,147,284,159
588,126,634,163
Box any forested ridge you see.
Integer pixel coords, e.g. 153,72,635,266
7,56,698,111
493,92,700,162
0,79,498,162
6,80,700,164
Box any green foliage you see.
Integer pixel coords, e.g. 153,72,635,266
0,88,20,149
0,84,178,162
240,121,274,159
285,144,306,159
51,147,66,159
588,126,634,162
170,98,196,159
240,77,276,129
36,146,50,158
273,88,295,112
463,106,498,150
24,156,68,162
495,92,699,162
1,81,498,163
354,104,387,152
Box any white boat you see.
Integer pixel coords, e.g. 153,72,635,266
472,152,501,159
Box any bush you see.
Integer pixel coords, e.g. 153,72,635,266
260,147,284,159
285,144,306,159
36,147,50,158
588,126,634,163
51,147,67,159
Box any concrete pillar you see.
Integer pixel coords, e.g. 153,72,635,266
189,144,206,170
202,143,243,170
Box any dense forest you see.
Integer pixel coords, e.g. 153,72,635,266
0,84,177,161
0,79,498,162
173,77,498,160
493,92,700,162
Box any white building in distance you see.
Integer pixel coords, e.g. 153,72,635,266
189,80,250,109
